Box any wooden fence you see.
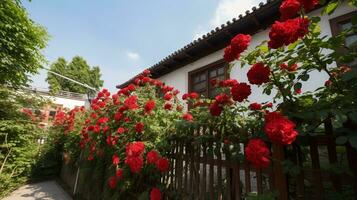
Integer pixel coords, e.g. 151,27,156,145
161,121,357,200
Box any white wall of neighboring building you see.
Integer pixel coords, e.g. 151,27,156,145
41,95,87,109
158,2,356,104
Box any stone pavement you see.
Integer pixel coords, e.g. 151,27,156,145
3,180,72,200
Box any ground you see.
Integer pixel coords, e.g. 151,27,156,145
3,180,72,200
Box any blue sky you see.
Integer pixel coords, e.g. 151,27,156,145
24,0,260,92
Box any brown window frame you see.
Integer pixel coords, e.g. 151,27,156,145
329,11,357,66
188,59,229,98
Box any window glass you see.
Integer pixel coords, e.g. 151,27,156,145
190,61,228,98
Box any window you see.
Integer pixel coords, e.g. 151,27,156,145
188,60,229,98
330,11,357,67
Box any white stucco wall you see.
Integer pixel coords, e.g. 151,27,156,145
158,2,356,104
42,95,87,109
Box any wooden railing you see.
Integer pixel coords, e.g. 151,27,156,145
161,123,357,200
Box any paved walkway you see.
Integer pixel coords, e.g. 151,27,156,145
3,180,72,200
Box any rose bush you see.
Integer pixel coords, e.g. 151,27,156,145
51,0,357,198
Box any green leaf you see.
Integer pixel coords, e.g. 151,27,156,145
323,0,340,15
300,74,310,81
294,82,302,90
259,45,269,53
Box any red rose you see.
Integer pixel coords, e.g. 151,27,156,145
183,113,193,121
182,93,189,100
325,79,332,87
210,79,217,86
231,34,251,53
209,102,223,116
219,79,238,87
190,92,199,99
280,0,301,20
150,187,162,200
116,168,124,179
264,113,298,145
147,150,160,164
249,103,262,110
245,138,271,169
164,93,173,101
231,82,251,102
164,103,172,110
112,154,120,165
124,95,139,110
294,88,302,94
299,0,319,11
223,45,237,63
265,102,273,108
143,69,151,76
247,63,270,85
117,127,125,134
215,93,231,105
135,122,144,133
108,176,117,189
156,157,169,172
268,17,309,49
125,156,144,173
126,141,145,157
145,100,156,113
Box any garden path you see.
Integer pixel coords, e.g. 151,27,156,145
3,180,72,200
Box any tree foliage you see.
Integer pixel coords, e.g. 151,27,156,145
0,0,48,87
0,86,47,198
46,56,104,96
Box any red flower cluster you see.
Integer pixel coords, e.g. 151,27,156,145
135,122,144,133
245,138,271,169
280,0,301,20
209,93,232,116
183,112,193,121
146,150,160,164
224,34,251,62
247,63,270,85
108,176,118,189
280,0,319,20
125,142,145,173
145,100,156,113
150,187,162,200
231,82,251,102
264,112,298,145
155,157,169,172
268,17,310,49
280,63,298,72
112,154,120,165
124,95,139,110
249,103,262,110
182,92,199,100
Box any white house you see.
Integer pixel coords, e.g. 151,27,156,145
117,0,356,104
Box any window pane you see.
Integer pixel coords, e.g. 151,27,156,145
341,22,352,30
193,81,206,91
194,76,200,84
218,67,225,75
200,74,206,81
346,35,357,48
209,70,217,78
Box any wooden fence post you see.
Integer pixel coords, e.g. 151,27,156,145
272,144,288,200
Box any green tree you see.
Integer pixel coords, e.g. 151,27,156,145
46,56,104,96
0,0,49,87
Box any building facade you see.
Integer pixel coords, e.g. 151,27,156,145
117,0,357,104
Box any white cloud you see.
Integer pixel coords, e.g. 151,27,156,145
193,0,260,39
193,25,208,40
126,51,140,60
